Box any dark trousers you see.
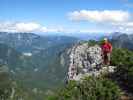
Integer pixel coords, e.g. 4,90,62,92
103,53,111,65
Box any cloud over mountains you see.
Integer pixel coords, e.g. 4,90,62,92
0,10,133,34
68,10,130,23
0,22,63,33
68,10,133,33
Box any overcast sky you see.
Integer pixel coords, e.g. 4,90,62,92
0,0,133,34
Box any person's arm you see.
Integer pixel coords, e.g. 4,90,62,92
101,45,104,58
109,43,112,53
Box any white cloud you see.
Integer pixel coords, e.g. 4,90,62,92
40,26,64,33
15,22,41,32
0,22,43,33
68,10,130,23
68,10,133,33
40,27,47,32
0,21,63,33
110,20,133,33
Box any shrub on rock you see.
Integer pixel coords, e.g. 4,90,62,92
47,77,121,100
111,48,133,93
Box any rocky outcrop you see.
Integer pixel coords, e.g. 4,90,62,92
67,43,115,81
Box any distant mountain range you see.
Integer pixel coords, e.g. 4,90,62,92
110,32,133,50
0,32,79,53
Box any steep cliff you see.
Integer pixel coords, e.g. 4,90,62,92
67,42,115,81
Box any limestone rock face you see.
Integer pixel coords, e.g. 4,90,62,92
67,43,115,81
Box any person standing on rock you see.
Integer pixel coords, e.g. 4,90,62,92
101,38,112,65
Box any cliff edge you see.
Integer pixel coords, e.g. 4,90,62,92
67,42,115,81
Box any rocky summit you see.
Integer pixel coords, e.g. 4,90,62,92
67,43,115,81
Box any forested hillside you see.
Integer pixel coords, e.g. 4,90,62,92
0,32,78,99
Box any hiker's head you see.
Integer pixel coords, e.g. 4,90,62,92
104,38,108,43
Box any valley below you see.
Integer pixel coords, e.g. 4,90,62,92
0,32,132,100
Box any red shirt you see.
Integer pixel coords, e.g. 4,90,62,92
101,42,112,53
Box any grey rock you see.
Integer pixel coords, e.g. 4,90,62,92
67,43,115,81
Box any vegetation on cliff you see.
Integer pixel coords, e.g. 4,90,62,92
111,48,133,93
47,40,133,100
47,77,121,100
